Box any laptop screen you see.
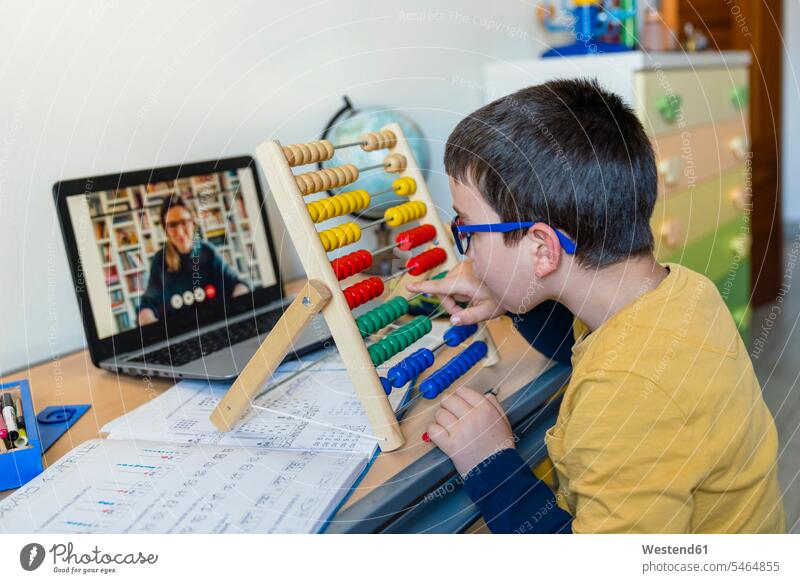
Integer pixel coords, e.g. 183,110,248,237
62,161,279,341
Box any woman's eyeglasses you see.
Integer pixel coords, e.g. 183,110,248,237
165,218,194,231
450,216,577,255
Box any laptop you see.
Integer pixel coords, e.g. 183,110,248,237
53,156,331,380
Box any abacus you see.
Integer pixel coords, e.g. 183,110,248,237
210,123,498,451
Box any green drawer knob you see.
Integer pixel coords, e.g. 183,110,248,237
730,85,749,110
731,305,751,328
656,94,683,123
729,233,751,259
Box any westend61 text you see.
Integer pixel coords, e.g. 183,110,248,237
642,544,708,555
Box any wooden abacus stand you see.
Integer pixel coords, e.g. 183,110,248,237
208,280,331,433
210,123,497,452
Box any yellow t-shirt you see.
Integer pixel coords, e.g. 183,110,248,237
545,263,785,533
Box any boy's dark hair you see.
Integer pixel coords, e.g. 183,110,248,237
444,78,657,268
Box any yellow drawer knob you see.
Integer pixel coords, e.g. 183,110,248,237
660,218,684,249
657,158,681,186
729,135,750,160
728,186,751,211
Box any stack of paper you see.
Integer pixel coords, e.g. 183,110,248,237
0,321,449,533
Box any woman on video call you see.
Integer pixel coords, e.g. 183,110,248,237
138,195,249,325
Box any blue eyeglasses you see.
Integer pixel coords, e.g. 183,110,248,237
450,216,577,256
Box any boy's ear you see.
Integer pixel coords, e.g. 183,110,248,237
527,223,562,277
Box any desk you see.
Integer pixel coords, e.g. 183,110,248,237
0,292,569,531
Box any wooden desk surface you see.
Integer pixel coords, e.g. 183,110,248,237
0,293,553,505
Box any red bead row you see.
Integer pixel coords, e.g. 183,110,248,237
330,249,373,281
343,276,384,310
396,224,437,251
406,247,447,276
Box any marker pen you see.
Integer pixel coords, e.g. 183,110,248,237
2,394,19,442
14,428,28,448
13,395,25,429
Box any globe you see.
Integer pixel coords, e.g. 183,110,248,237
323,107,429,220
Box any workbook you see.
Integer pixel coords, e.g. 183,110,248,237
0,322,447,534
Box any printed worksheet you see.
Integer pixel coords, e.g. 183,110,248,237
101,321,449,454
102,372,381,454
0,439,366,534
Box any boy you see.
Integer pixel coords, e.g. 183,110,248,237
407,79,785,534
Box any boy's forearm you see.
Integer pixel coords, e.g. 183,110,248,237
462,448,573,534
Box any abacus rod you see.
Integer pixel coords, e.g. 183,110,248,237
428,339,447,353
382,267,411,283
360,217,386,231
373,186,397,197
332,140,366,150
373,236,439,256
395,392,423,418
358,162,387,173
373,242,398,255
428,307,448,320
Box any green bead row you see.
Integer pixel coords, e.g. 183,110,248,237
355,297,409,338
368,316,432,367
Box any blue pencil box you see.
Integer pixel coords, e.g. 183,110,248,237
0,380,43,490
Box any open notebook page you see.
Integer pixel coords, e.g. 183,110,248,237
0,439,366,534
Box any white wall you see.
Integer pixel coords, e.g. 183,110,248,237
0,0,552,372
784,0,800,222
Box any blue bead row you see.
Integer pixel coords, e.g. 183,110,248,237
386,348,435,388
419,341,488,399
380,376,393,395
382,325,482,393
443,323,478,346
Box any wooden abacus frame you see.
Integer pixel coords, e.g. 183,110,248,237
210,123,497,451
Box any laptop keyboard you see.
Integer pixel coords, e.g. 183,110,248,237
128,308,284,367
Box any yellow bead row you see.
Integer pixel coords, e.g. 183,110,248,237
384,201,426,227
318,222,362,252
392,176,416,196
306,190,371,223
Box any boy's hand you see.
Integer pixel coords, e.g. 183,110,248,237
426,386,514,476
406,261,503,325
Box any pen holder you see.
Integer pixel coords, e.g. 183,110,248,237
0,380,43,490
